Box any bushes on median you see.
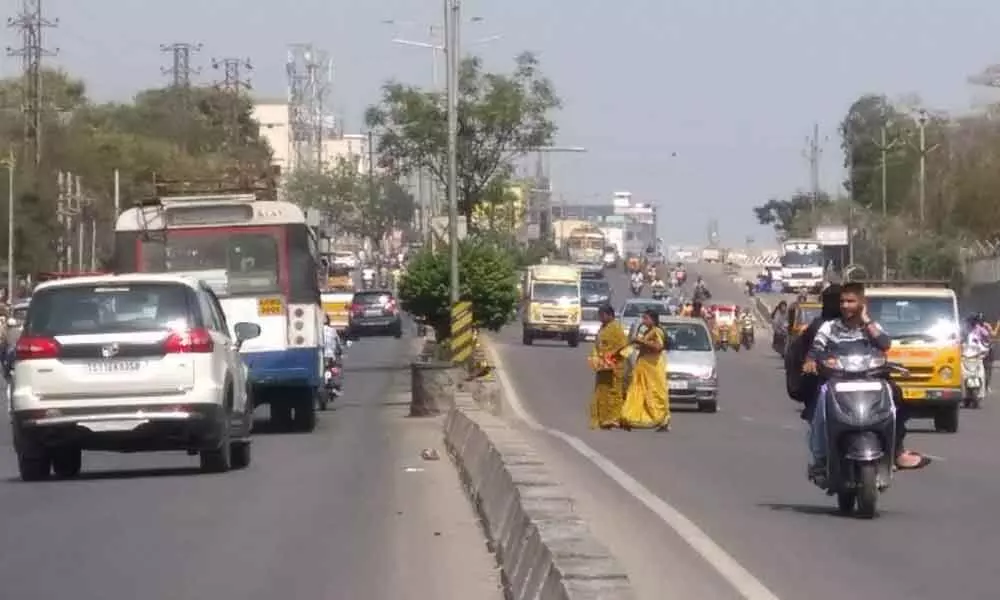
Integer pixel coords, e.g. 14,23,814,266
398,238,519,343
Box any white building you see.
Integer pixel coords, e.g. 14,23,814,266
251,99,372,175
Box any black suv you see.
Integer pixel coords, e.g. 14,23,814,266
347,290,403,338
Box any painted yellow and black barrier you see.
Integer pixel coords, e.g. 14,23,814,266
450,300,474,365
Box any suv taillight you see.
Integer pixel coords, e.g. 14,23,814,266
350,303,365,316
164,328,214,353
15,336,60,360
385,298,397,313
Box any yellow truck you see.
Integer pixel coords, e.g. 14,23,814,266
866,282,962,433
522,264,582,347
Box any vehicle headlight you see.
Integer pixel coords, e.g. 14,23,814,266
939,367,953,381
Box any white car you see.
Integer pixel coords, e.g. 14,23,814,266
9,274,261,481
332,251,359,270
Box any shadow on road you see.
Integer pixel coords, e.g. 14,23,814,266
5,465,203,483
758,502,847,518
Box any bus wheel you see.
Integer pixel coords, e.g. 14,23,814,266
293,392,317,433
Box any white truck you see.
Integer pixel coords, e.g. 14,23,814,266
779,239,825,293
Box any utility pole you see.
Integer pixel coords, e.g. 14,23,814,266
803,123,825,216
445,0,461,304
74,175,83,271
212,57,253,147
7,0,57,171
368,130,377,252
846,142,855,267
873,126,901,279
907,109,939,230
2,152,15,302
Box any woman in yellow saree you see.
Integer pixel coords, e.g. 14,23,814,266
588,305,629,429
621,310,671,431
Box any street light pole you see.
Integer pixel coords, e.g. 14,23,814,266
445,0,460,304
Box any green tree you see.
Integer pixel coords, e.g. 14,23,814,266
752,192,831,238
398,239,518,342
284,156,415,248
365,52,560,225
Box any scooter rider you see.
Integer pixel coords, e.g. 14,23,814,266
322,315,345,394
800,282,929,474
969,313,993,391
361,264,377,288
651,277,666,295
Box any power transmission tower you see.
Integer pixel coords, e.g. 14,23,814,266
213,57,252,146
7,0,58,170
160,42,202,88
286,44,332,172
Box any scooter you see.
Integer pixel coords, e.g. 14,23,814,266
814,353,908,519
651,285,666,300
740,322,754,349
630,281,643,297
962,346,988,409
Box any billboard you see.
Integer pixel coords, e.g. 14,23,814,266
815,225,848,246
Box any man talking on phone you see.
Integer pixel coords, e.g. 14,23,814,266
802,282,930,476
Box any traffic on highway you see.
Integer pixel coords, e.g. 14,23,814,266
492,257,1000,600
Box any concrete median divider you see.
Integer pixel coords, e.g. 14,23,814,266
444,395,635,600
439,335,636,599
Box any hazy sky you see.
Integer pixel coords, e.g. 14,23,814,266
29,0,1000,247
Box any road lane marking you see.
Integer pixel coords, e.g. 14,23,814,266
484,338,782,600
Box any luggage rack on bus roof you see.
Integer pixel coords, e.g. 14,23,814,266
135,167,280,207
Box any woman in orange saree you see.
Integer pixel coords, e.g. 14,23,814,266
588,305,628,429
621,310,670,431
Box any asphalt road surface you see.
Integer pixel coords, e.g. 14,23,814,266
491,263,1000,600
0,335,500,600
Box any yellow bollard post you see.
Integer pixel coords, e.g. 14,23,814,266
450,301,474,366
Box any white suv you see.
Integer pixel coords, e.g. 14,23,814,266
10,274,261,481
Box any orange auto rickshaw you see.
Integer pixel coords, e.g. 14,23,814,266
710,304,741,351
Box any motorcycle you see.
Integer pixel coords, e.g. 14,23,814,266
740,322,754,349
814,352,908,518
317,340,351,411
630,280,643,296
651,285,666,300
962,345,988,409
318,360,344,411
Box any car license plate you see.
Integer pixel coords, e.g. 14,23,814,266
88,360,142,374
365,308,382,317
903,388,926,400
668,380,688,390
81,420,147,432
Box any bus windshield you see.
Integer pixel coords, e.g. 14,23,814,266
139,228,281,296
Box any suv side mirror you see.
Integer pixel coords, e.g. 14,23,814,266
233,322,261,348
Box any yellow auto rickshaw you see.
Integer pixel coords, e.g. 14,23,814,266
710,304,741,351
785,301,822,353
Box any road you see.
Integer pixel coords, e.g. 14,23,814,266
0,335,500,600
491,263,1000,600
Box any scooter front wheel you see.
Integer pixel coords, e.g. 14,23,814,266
855,462,879,519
